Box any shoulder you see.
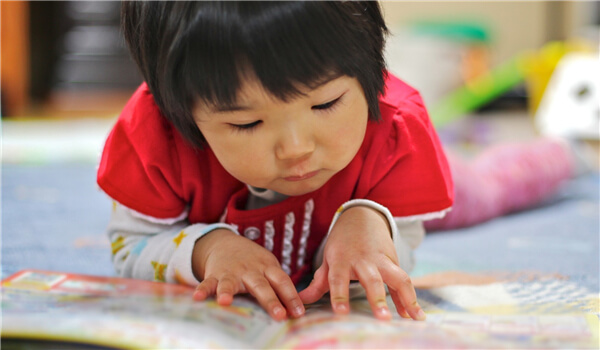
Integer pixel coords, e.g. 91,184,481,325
107,83,203,172
362,73,434,159
97,83,200,218
379,72,423,110
114,83,176,143
378,72,430,129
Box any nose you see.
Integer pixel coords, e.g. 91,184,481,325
275,124,315,161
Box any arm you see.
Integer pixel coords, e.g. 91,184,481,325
107,200,305,320
107,200,235,285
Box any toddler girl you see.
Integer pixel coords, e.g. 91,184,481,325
98,1,578,322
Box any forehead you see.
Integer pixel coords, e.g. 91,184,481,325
212,72,346,111
235,76,280,105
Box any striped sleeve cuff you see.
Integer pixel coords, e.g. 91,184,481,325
327,199,399,239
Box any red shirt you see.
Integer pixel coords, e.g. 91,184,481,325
97,73,453,283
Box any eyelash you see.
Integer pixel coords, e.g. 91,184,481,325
312,96,341,112
230,120,262,132
229,96,343,133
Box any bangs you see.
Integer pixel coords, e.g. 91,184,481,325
124,1,388,147
167,2,368,109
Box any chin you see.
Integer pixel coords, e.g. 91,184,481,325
276,181,325,197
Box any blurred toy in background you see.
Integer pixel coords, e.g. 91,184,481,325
524,41,595,115
428,52,525,128
386,20,597,132
386,20,492,112
535,53,599,141
428,40,597,129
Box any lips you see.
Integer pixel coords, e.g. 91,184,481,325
284,170,320,182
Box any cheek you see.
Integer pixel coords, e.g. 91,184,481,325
208,137,272,183
213,143,250,172
321,115,367,164
196,124,258,182
337,109,368,148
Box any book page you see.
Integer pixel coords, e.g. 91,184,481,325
270,297,599,349
1,270,284,349
3,270,598,349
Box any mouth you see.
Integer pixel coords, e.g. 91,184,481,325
284,170,320,182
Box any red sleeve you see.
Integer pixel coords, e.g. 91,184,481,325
97,84,187,219
358,83,454,218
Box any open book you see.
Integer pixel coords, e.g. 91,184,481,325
1,270,597,349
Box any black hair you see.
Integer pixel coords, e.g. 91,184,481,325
121,1,388,148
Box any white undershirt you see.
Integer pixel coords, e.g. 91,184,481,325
246,186,288,210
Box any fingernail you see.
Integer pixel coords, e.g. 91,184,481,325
335,303,348,314
294,305,305,317
416,309,426,321
377,307,391,319
217,293,233,305
273,306,285,318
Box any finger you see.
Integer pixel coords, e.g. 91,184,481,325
215,276,240,306
193,277,218,301
390,288,411,318
265,267,305,318
298,264,330,304
327,263,350,315
353,263,390,320
380,264,426,321
243,275,288,321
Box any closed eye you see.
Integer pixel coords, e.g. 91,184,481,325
230,120,262,131
312,96,341,111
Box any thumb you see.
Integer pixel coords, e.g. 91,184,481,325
298,264,330,304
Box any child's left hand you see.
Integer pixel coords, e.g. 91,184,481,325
298,206,426,321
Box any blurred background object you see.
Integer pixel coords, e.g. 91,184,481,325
1,1,30,117
382,1,600,129
535,53,599,140
1,1,142,118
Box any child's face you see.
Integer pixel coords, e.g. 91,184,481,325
194,75,369,196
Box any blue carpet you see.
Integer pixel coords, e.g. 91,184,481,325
413,172,600,293
2,163,599,297
2,164,113,278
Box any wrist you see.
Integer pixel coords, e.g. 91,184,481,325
340,205,393,238
315,200,396,269
330,199,396,239
192,228,238,280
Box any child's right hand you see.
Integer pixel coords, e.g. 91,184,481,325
191,229,305,321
